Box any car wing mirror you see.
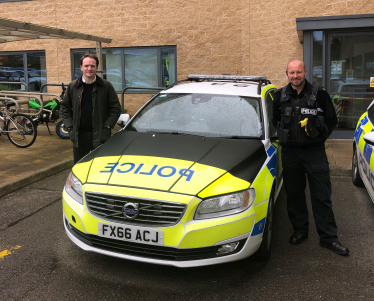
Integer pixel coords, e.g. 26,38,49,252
367,100,374,111
117,113,131,128
270,133,278,143
363,131,374,146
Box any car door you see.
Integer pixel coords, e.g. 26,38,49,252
264,87,283,198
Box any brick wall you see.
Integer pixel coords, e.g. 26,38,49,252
0,0,373,113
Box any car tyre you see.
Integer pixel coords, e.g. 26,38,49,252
254,188,274,261
352,145,364,187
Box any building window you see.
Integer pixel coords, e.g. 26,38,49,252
297,14,374,138
71,46,177,92
0,51,46,91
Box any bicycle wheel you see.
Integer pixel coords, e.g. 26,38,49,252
21,116,37,134
6,114,37,148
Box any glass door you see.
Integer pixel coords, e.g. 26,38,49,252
327,31,374,131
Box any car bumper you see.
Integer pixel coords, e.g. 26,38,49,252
62,187,267,268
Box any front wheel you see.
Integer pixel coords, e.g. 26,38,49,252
352,146,364,187
55,120,69,139
254,189,274,261
6,114,37,148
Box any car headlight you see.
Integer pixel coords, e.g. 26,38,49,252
64,172,83,204
194,188,255,220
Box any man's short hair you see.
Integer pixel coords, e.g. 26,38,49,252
286,59,306,71
80,54,99,67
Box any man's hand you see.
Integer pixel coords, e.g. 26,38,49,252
100,126,111,144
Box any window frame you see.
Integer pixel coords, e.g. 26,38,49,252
0,50,46,91
265,89,277,138
297,14,374,138
71,46,177,93
298,14,374,87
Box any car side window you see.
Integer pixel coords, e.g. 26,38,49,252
368,105,374,125
265,89,277,137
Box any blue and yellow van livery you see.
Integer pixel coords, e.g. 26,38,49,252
63,75,283,267
352,101,374,201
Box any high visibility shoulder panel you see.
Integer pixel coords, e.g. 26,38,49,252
261,85,277,99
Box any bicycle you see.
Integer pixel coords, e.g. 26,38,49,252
0,99,37,148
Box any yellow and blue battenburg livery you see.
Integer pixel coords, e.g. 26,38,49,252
353,106,374,201
62,75,283,267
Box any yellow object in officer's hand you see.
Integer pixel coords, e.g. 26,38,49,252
300,118,308,128
299,118,309,135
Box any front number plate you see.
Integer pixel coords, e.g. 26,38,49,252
98,222,164,246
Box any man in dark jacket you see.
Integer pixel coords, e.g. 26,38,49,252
272,59,349,256
61,54,121,164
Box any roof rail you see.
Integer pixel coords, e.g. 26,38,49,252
187,74,267,82
187,74,272,95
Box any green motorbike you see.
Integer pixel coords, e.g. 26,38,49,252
26,83,69,139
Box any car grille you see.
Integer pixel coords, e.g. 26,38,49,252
85,192,187,227
65,219,246,261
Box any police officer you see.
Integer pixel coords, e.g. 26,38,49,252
272,59,349,256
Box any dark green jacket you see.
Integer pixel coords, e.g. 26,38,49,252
61,75,121,148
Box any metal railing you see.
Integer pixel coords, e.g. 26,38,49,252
0,96,19,115
0,81,29,91
40,83,65,101
0,91,61,117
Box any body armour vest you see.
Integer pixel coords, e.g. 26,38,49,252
278,85,329,147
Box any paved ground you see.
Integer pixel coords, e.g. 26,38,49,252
0,123,73,198
325,138,353,175
1,171,372,300
0,122,353,198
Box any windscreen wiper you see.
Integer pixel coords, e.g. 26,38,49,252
220,135,262,139
146,130,206,137
147,130,180,135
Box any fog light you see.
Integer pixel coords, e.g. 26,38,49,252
217,241,240,255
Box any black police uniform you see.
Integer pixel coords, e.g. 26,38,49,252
272,79,339,244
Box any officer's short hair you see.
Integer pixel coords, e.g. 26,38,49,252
80,54,99,67
286,59,306,74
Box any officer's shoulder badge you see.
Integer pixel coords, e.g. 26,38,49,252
318,86,326,91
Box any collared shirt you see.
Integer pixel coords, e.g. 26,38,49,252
82,75,97,84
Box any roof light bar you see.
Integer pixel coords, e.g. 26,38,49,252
188,74,267,82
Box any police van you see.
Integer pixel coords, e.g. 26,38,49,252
62,74,283,267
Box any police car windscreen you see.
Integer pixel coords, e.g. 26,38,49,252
127,93,262,138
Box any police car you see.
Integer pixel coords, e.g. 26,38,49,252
62,74,283,267
352,100,374,201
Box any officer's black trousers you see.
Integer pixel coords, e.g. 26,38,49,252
281,144,338,243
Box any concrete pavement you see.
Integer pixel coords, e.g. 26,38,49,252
0,123,73,198
0,123,353,198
